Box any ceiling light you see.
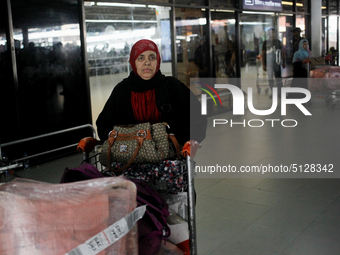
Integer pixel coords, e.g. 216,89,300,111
239,22,271,25
85,19,157,23
212,9,234,12
96,2,146,7
282,1,293,5
243,11,275,15
84,1,95,6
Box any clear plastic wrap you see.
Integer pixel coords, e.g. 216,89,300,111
0,177,138,255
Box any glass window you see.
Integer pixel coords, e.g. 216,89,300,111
338,18,340,65
329,16,337,50
175,8,207,86
282,1,293,12
296,15,306,38
0,3,20,143
239,12,295,96
139,0,170,3
11,0,87,138
211,10,235,78
210,0,234,8
85,3,172,126
175,0,206,6
279,14,294,77
296,0,309,13
322,0,328,15
208,10,235,113
330,0,338,15
239,12,276,81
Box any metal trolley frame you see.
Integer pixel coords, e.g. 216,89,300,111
81,142,198,255
1,124,199,254
256,58,270,94
0,124,97,183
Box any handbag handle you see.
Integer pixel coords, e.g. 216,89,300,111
168,133,181,159
107,131,146,172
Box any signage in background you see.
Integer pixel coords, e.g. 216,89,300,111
243,0,282,11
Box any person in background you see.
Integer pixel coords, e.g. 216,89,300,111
262,28,286,98
224,40,236,78
292,27,304,54
96,39,207,156
194,36,217,78
289,39,313,99
325,47,338,66
292,38,313,74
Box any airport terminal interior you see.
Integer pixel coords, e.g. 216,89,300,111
1,0,340,254
9,92,340,254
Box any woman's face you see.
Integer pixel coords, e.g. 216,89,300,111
303,41,308,51
135,50,157,80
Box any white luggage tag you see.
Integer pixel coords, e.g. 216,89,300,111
65,205,146,255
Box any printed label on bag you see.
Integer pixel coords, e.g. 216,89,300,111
65,205,146,255
119,145,128,153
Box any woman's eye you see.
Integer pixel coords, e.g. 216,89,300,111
149,56,156,61
138,57,144,61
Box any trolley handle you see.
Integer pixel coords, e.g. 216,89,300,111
181,140,201,159
77,137,99,154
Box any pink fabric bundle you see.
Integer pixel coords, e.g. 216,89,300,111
0,177,138,255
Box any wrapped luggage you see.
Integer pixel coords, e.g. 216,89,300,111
0,177,139,255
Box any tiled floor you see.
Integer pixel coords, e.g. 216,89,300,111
5,74,340,255
192,82,340,254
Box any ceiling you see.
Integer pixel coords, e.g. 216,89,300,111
10,0,80,30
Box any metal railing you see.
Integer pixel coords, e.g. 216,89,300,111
0,124,96,172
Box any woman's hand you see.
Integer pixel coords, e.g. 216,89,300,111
181,140,202,158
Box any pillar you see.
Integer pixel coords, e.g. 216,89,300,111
311,0,322,56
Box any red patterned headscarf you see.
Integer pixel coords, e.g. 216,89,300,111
129,39,161,78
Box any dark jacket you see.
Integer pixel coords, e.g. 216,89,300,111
96,71,207,145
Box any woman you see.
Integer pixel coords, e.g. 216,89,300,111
96,39,207,155
289,39,313,99
292,39,313,79
96,39,206,255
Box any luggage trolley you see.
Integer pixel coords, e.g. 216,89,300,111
0,124,97,183
256,48,283,95
256,57,270,94
77,136,198,255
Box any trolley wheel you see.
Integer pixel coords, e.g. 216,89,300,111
265,88,269,94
